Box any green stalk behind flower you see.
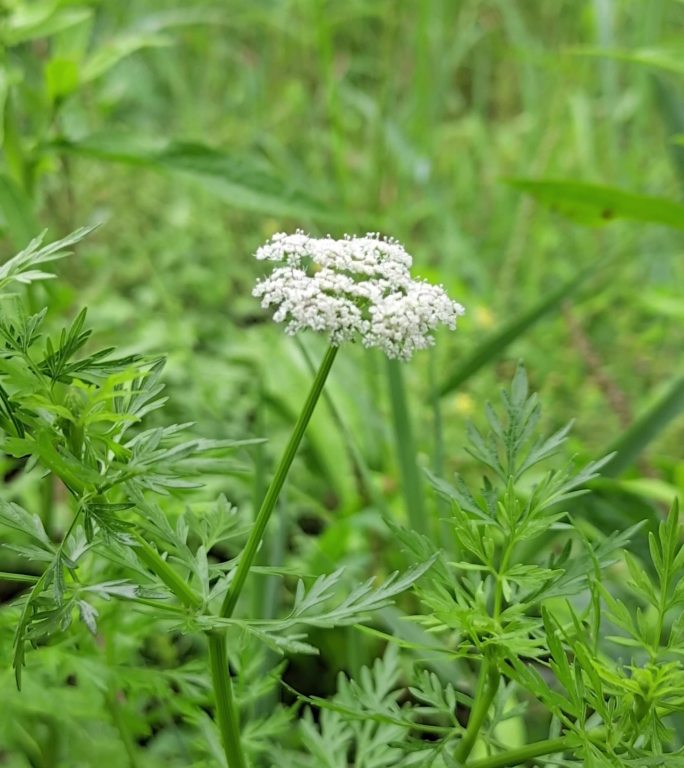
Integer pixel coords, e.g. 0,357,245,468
220,343,338,619
211,344,338,768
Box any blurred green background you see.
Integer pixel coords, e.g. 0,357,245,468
2,0,684,602
1,0,684,763
2,0,682,469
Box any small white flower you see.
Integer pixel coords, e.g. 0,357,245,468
253,231,465,360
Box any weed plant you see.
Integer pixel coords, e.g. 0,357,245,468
0,228,682,767
1,1,683,766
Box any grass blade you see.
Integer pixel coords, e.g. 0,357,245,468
0,174,39,249
568,46,684,78
651,74,684,192
506,178,684,229
602,373,684,477
439,265,595,397
386,358,426,535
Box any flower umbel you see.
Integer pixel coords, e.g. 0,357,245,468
253,232,465,360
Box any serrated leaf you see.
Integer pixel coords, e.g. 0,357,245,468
0,226,96,292
83,580,138,600
195,545,209,597
3,542,55,564
266,557,438,632
624,551,659,607
0,500,53,549
77,600,98,635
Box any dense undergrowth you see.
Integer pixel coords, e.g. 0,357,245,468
0,1,683,766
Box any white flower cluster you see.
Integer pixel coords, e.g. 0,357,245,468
252,231,465,360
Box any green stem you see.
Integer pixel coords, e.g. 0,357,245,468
41,473,55,540
0,571,38,583
386,357,427,536
465,730,605,768
294,336,388,514
208,632,247,768
132,532,203,610
493,536,514,619
209,344,338,768
250,371,268,619
466,736,567,768
455,660,500,763
14,504,85,689
220,344,338,619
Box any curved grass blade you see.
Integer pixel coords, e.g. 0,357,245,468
601,373,684,477
439,265,596,397
567,46,684,79
0,174,39,248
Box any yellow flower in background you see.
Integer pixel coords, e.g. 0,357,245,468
261,219,282,238
473,305,496,330
449,392,476,417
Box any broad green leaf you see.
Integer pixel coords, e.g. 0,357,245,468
45,57,80,102
639,289,684,322
439,265,594,396
54,135,344,222
0,174,40,249
507,179,684,230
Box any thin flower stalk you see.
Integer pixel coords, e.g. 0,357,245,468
211,344,337,768
219,343,339,619
208,633,247,768
210,232,464,768
466,730,606,768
